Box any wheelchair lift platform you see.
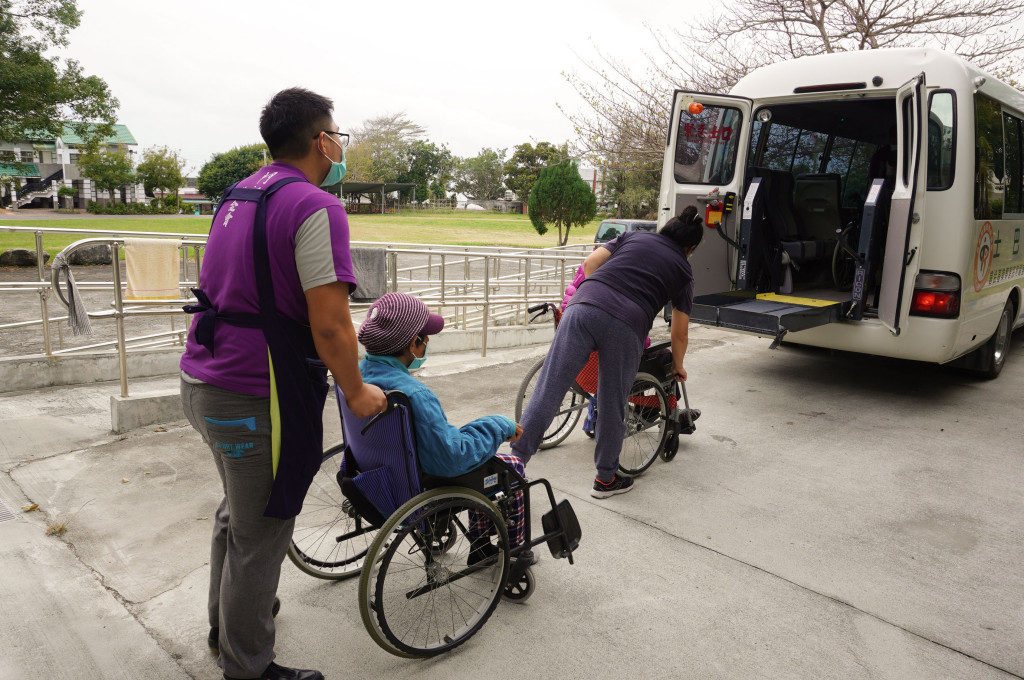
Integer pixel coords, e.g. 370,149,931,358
691,291,844,347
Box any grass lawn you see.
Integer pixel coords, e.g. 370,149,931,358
0,210,599,253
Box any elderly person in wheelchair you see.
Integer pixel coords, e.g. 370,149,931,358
356,292,537,566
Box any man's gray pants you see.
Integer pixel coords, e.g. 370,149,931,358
181,377,293,679
511,303,643,481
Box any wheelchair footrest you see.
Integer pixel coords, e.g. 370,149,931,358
670,407,699,435
542,499,581,559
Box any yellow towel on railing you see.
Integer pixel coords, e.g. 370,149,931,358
124,238,181,300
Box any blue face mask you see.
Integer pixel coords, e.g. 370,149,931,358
409,341,429,369
319,136,347,187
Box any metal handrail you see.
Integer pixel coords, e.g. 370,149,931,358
43,236,204,397
1,224,587,395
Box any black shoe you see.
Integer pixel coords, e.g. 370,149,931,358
591,474,634,499
224,662,324,680
209,598,281,655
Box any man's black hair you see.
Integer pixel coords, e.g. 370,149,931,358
259,88,334,160
660,205,704,251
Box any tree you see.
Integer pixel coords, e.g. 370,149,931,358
136,146,186,197
1,174,16,206
504,142,566,202
397,140,456,201
454,148,507,200
56,183,76,208
564,0,1024,166
0,0,118,146
196,143,267,202
76,145,134,201
527,160,598,246
346,112,426,182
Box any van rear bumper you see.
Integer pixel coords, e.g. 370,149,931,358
785,316,964,363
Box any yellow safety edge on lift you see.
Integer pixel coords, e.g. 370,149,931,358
755,292,839,308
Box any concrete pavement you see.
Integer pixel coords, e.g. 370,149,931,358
1,325,1022,680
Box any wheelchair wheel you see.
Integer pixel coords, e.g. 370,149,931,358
288,444,377,581
660,431,680,461
618,372,669,476
359,488,510,658
832,225,859,291
502,567,534,603
515,357,584,449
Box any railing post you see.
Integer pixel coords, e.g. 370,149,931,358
389,251,398,292
524,257,531,310
440,254,446,305
112,243,129,398
560,255,567,297
35,231,52,356
481,255,489,357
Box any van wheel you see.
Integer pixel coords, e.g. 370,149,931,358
977,300,1014,379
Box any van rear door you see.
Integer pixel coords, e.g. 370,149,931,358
661,91,844,343
877,73,928,335
659,91,751,296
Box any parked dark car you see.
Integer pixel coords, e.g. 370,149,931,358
594,219,657,245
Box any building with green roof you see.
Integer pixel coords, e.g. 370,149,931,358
0,123,143,210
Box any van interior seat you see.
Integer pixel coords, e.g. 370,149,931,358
746,167,828,261
794,173,844,243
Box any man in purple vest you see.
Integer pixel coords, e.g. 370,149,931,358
180,88,386,680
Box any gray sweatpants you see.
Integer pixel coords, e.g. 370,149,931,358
511,303,643,482
181,377,294,679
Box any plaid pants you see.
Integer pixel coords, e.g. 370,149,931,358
468,453,526,547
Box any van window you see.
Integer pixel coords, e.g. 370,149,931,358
1003,111,1021,214
845,141,876,207
975,94,1005,219
928,91,955,190
674,105,743,185
791,130,828,176
761,123,803,172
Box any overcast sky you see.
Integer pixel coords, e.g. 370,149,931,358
65,0,714,173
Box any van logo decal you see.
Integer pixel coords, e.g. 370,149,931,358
974,221,995,292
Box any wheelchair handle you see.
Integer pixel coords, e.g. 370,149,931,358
359,390,407,436
527,303,550,315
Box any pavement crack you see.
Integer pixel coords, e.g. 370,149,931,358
564,488,1023,680
6,447,82,474
54,535,202,680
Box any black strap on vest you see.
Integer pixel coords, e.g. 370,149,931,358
183,177,305,356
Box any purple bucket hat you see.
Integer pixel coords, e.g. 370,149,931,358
357,292,445,356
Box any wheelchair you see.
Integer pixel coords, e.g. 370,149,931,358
289,386,582,658
516,303,698,475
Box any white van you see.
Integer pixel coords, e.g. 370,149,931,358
659,48,1023,377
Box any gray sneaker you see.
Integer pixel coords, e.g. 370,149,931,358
591,475,634,499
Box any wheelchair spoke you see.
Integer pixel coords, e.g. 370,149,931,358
361,492,509,656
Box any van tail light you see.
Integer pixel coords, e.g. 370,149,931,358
910,272,960,318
